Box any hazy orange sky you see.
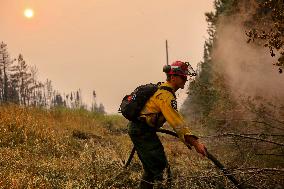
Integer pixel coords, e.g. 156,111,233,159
0,1,213,113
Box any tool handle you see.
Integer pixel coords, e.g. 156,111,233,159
124,146,135,168
157,129,246,189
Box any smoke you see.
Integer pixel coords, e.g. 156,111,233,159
212,2,284,103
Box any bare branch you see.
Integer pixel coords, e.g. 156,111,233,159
202,133,284,146
251,120,284,130
255,153,284,156
213,118,284,130
266,116,284,125
201,133,284,138
229,168,284,172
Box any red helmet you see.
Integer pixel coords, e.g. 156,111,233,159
163,61,190,76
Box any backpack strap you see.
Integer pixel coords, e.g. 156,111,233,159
159,86,176,99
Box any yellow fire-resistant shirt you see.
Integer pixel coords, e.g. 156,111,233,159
139,82,196,143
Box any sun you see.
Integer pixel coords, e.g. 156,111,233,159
24,8,34,18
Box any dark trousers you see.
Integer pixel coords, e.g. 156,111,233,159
128,121,168,188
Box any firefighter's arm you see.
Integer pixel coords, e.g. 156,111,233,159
157,93,207,156
156,93,196,142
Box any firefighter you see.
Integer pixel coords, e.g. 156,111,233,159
128,61,207,189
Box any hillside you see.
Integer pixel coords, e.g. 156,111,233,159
0,104,248,189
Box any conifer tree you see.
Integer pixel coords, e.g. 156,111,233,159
0,42,15,103
10,54,33,105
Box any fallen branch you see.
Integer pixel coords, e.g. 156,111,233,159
213,118,284,130
251,120,284,130
229,167,284,172
201,133,284,138
238,134,284,137
264,114,284,125
221,133,284,146
158,129,247,189
255,153,284,156
201,133,284,146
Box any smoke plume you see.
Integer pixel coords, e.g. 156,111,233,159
212,2,284,103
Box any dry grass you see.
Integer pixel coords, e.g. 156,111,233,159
0,104,132,188
1,104,282,188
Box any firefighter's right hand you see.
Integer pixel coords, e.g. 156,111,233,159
184,135,207,157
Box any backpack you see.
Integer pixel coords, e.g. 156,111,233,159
119,83,175,121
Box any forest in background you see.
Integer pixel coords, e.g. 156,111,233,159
0,43,105,113
182,0,283,188
0,0,283,188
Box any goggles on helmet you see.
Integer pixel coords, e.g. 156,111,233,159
163,61,197,77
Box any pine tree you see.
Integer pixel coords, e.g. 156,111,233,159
0,42,16,103
45,79,53,107
182,0,238,119
98,103,105,114
10,54,33,105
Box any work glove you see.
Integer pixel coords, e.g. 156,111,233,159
184,135,207,157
